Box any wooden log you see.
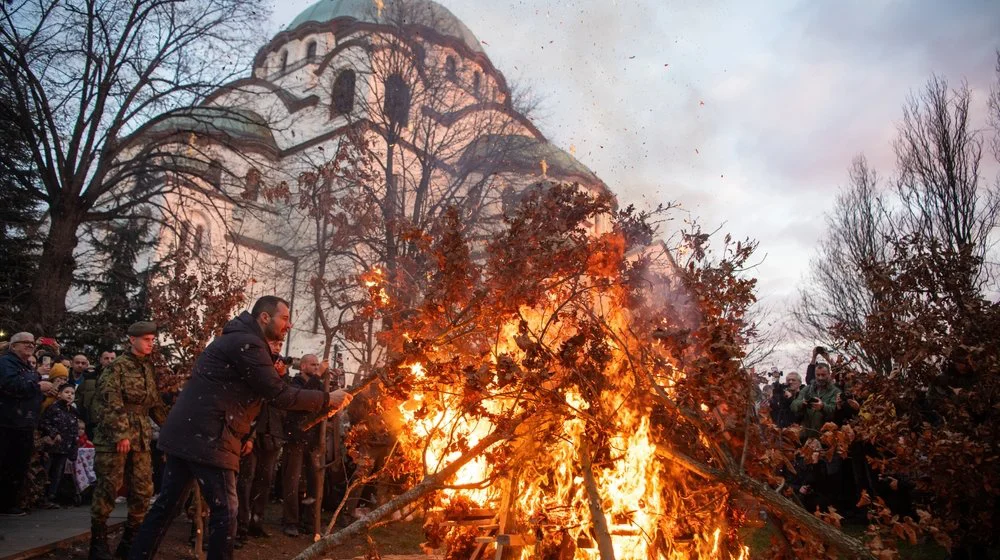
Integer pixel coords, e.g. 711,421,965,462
495,534,536,546
193,486,204,560
443,519,499,528
580,440,616,560
313,348,333,539
477,534,537,546
494,472,521,560
443,507,497,520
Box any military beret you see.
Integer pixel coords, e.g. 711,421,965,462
127,321,157,337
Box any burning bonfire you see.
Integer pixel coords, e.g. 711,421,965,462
296,184,863,560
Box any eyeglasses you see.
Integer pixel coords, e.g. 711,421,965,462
14,341,36,347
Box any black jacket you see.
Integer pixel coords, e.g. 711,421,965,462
768,381,801,428
41,400,80,459
284,374,323,446
157,312,328,470
0,352,43,430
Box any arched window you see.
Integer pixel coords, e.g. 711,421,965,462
445,56,457,80
331,69,356,116
305,41,317,62
279,50,288,73
384,73,411,127
472,71,481,96
193,224,206,255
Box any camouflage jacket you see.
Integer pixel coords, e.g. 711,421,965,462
93,353,168,452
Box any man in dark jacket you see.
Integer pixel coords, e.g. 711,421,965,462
768,371,803,428
280,354,325,536
0,332,54,516
129,296,351,560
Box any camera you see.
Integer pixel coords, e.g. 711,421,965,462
814,346,826,355
273,355,294,366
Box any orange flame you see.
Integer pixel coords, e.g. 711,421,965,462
395,295,746,558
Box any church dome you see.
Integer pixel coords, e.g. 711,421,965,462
285,0,484,55
139,106,279,154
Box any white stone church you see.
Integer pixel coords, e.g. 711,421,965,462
135,0,657,378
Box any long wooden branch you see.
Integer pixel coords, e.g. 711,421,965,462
293,422,518,560
654,447,875,560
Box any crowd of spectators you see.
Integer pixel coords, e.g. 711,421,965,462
0,324,382,556
758,346,871,521
0,333,101,514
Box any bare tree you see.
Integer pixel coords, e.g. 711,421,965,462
0,0,269,332
797,72,1000,374
794,156,895,372
894,76,1000,292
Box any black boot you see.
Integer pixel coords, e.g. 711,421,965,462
114,524,137,559
89,521,114,560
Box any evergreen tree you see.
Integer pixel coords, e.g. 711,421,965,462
0,82,41,337
61,217,157,352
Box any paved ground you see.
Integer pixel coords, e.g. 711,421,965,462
0,503,126,560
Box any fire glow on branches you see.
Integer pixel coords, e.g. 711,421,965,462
355,184,756,559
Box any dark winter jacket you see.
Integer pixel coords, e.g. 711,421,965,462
0,351,44,430
157,312,329,471
768,382,801,428
253,401,286,452
75,367,101,426
284,374,324,446
40,400,80,460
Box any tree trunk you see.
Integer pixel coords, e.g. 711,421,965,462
383,143,398,310
23,208,82,334
312,342,335,537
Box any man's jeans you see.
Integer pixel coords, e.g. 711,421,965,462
129,454,238,560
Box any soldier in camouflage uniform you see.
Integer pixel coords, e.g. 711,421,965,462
89,322,168,560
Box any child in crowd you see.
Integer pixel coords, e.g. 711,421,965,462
72,419,97,498
78,419,94,449
41,363,70,412
39,385,81,507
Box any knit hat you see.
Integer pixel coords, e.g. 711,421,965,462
49,363,69,379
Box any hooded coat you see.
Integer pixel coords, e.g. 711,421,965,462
157,312,329,470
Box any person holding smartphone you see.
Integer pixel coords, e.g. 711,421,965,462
791,362,840,441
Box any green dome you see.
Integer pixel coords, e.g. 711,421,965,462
144,107,278,152
462,134,600,183
286,0,484,54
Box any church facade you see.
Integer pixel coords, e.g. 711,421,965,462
136,0,614,376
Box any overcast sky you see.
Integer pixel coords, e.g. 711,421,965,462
270,0,1000,367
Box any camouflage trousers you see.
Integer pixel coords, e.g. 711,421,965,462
91,450,153,527
21,431,50,509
